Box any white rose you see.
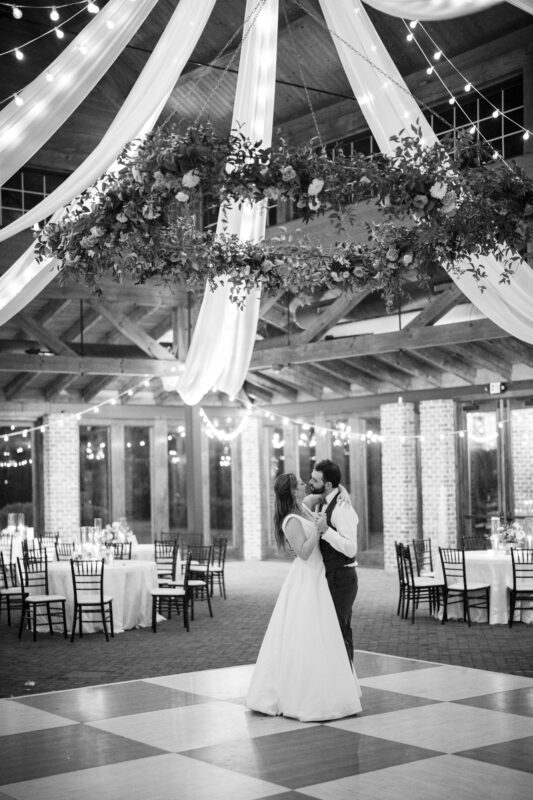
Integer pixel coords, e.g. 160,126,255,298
402,253,414,266
176,192,189,203
308,178,324,196
182,170,201,188
430,181,447,200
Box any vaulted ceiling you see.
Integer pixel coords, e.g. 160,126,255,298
1,1,533,410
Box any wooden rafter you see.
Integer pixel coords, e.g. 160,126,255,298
414,347,477,383
349,356,412,391
404,285,464,328
291,289,373,345
447,342,512,380
375,351,442,387
87,298,173,360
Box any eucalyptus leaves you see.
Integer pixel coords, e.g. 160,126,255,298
34,121,533,307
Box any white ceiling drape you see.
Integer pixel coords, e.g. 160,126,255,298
0,0,159,188
176,0,279,404
319,0,533,344
0,0,218,327
362,0,532,19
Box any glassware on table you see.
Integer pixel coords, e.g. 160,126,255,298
16,513,26,538
94,518,103,532
7,513,16,532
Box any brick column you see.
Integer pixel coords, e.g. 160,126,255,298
420,400,459,549
240,415,264,560
511,408,533,516
43,413,80,539
380,402,419,572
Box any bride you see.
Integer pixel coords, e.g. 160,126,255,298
246,472,362,722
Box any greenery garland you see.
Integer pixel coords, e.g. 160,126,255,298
35,122,533,308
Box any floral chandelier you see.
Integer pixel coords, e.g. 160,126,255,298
34,122,533,308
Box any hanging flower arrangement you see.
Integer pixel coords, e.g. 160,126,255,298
34,122,533,308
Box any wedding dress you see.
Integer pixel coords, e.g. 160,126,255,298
246,510,362,722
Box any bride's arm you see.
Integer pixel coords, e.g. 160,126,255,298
284,517,320,560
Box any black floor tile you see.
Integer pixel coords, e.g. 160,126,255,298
183,724,440,788
0,724,166,785
455,687,533,718
457,735,533,774
16,680,212,722
355,650,439,679
358,686,439,716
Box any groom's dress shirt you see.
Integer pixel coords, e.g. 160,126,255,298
321,489,358,562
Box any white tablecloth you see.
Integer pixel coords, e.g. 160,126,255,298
435,551,533,625
47,559,158,634
131,544,155,561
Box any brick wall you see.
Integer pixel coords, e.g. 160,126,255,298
420,399,459,551
43,413,80,539
240,415,263,560
511,408,533,516
380,402,419,572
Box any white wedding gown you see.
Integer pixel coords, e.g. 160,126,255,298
246,512,362,722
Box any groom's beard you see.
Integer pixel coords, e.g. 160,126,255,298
306,483,325,496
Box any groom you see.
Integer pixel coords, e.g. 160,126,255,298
309,459,359,663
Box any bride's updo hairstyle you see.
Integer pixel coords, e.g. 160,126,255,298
273,473,299,550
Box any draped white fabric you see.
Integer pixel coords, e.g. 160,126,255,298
320,0,533,344
363,0,531,19
0,0,159,188
0,0,218,327
176,0,279,405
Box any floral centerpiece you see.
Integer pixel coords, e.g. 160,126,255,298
33,122,533,310
99,518,134,545
497,521,526,548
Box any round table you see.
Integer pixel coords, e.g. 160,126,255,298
47,559,158,634
435,550,533,625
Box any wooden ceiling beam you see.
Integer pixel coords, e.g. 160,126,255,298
447,342,512,380
250,319,508,369
349,357,412,390
39,281,188,307
0,354,177,376
87,297,173,360
414,347,477,383
292,289,373,344
404,285,464,328
245,371,298,401
264,365,324,399
305,363,352,395
376,351,442,387
243,380,274,404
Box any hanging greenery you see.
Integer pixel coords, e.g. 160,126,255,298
34,122,533,308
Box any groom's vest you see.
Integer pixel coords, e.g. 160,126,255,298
319,492,354,576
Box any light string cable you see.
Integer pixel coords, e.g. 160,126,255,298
290,0,453,134
401,17,530,166
0,3,93,107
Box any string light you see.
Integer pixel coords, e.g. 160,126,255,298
12,5,23,18
14,48,24,60
50,6,59,21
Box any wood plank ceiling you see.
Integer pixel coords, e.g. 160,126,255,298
1,1,533,408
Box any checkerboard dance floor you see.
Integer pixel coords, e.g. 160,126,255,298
1,651,532,800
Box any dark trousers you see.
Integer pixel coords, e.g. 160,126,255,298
326,566,358,663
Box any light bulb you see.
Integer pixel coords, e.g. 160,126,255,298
87,1,99,12
45,72,54,82
448,97,455,105
433,50,442,61
406,33,414,42
106,19,115,29
50,7,59,21
14,93,24,106
55,27,64,39
524,131,531,141
12,6,22,19
14,48,24,60
426,66,433,75
409,20,418,29
464,83,472,92
492,109,499,118
469,125,476,134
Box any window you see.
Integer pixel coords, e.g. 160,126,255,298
168,425,187,530
124,426,151,538
209,439,233,534
79,426,111,526
0,426,34,528
0,168,67,227
298,425,316,482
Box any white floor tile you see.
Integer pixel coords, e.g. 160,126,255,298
329,701,533,752
88,699,309,752
145,665,254,700
0,753,287,800
0,700,75,737
302,754,533,800
359,665,533,701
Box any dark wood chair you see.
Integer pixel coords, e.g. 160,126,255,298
210,537,228,598
0,534,16,586
55,542,75,561
150,553,192,632
509,548,533,627
154,541,177,584
399,543,443,623
412,537,434,577
17,554,67,641
111,541,132,560
70,559,114,642
439,547,491,626
187,544,213,619
462,536,491,551
0,551,23,625
394,541,407,617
